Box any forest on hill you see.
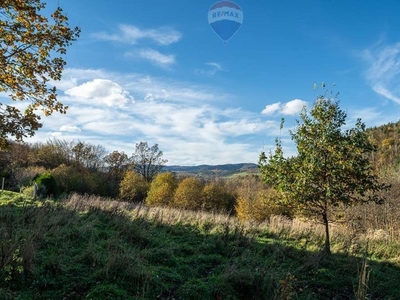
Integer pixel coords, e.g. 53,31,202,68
367,120,400,170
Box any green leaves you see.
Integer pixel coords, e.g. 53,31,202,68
259,92,389,254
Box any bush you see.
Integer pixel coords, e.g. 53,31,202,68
146,172,177,206
119,171,149,202
173,177,204,210
11,166,46,189
202,181,236,212
235,188,290,223
34,172,58,197
51,164,82,194
51,164,103,195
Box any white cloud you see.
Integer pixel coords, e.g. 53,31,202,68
218,119,270,136
262,99,307,116
59,125,81,133
58,69,224,104
65,79,134,108
132,48,175,66
262,102,281,115
206,62,222,70
281,99,307,115
362,42,400,104
24,68,282,165
93,24,182,45
195,62,225,77
123,75,226,103
48,132,62,137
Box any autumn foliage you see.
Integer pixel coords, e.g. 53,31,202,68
146,172,177,206
173,177,204,209
119,171,149,202
0,0,80,147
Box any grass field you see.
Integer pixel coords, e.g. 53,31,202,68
1,191,400,299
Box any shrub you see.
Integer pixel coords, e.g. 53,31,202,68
11,166,46,189
51,164,103,195
235,188,289,223
51,164,83,194
173,177,204,210
34,172,58,197
146,172,177,206
119,171,149,202
202,181,235,212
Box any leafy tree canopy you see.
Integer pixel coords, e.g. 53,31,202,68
0,0,80,148
259,91,389,254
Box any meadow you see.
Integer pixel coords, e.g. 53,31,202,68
1,191,399,299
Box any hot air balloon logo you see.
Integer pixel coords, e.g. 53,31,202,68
208,1,243,44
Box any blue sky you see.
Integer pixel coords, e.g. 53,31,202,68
10,0,400,165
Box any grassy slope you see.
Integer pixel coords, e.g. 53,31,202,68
1,192,400,299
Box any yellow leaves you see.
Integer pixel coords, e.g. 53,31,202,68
235,188,288,223
146,173,177,206
0,73,16,86
0,0,80,146
173,177,204,210
119,171,149,202
382,138,394,148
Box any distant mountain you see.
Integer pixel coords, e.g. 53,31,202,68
163,163,258,177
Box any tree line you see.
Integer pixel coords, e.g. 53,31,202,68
0,140,167,197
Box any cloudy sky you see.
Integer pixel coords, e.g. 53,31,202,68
5,0,400,165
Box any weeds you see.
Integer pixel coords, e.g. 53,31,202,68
355,258,371,300
1,192,400,299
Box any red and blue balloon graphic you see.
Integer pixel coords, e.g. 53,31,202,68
208,1,243,43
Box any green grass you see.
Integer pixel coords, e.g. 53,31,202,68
225,170,260,179
1,192,400,299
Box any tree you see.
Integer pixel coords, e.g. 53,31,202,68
173,177,204,210
119,170,149,202
202,180,235,212
132,142,167,182
71,141,106,171
33,139,74,169
103,150,132,196
104,150,132,178
146,172,177,206
0,0,80,148
259,93,389,254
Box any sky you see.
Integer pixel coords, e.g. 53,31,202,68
5,0,400,165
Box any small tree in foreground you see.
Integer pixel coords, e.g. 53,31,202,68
259,92,389,255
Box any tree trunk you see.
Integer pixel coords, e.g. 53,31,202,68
322,211,331,255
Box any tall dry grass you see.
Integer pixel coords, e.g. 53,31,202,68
62,193,400,262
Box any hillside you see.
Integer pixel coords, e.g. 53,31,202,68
164,163,258,177
367,120,400,170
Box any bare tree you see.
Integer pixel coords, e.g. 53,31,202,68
132,142,167,182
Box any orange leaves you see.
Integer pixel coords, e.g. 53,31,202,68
0,0,80,148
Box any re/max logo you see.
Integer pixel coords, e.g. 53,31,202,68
212,11,240,18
